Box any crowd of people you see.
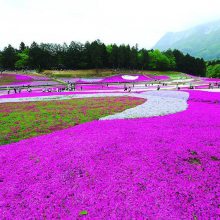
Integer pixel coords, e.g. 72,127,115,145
4,81,220,95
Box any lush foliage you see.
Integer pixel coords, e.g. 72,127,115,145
206,64,220,78
0,41,206,76
0,96,144,145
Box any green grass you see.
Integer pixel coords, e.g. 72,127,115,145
141,71,189,80
0,96,145,145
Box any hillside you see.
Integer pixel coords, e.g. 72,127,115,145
154,20,220,60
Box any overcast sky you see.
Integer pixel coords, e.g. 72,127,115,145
0,0,220,49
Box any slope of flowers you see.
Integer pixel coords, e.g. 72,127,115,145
0,73,59,86
62,74,170,84
202,77,220,82
0,91,220,219
101,74,152,83
0,74,33,86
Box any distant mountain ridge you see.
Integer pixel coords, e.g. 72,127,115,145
154,20,220,60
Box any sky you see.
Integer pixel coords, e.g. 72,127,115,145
0,0,220,49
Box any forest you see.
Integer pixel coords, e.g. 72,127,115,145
0,40,206,77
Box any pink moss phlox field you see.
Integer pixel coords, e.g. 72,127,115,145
15,74,33,81
101,74,152,83
1,91,220,219
202,77,220,82
0,73,58,86
0,74,33,85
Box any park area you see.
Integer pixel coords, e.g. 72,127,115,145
0,71,220,219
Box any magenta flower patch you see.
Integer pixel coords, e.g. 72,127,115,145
0,90,220,219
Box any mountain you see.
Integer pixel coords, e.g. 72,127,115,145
154,20,220,60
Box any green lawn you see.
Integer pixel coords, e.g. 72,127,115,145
0,96,145,145
142,71,189,80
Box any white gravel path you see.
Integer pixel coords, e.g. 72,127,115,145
0,91,189,119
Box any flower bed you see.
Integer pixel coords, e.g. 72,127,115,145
0,91,220,218
0,74,33,86
0,73,59,86
0,96,145,145
101,74,152,83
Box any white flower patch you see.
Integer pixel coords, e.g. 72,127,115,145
121,75,139,80
100,91,189,120
80,78,103,82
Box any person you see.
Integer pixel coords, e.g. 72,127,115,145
128,86,131,92
14,87,17,93
7,86,10,95
157,85,160,91
208,83,211,89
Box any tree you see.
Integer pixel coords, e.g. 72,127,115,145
15,49,29,69
207,64,220,78
138,49,149,70
148,50,171,70
19,42,26,52
1,45,17,69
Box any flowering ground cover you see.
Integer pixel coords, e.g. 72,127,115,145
0,96,145,145
0,90,220,219
202,77,220,82
0,74,33,86
0,73,61,87
101,74,152,83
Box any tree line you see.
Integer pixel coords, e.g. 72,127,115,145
0,40,206,76
206,60,220,78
